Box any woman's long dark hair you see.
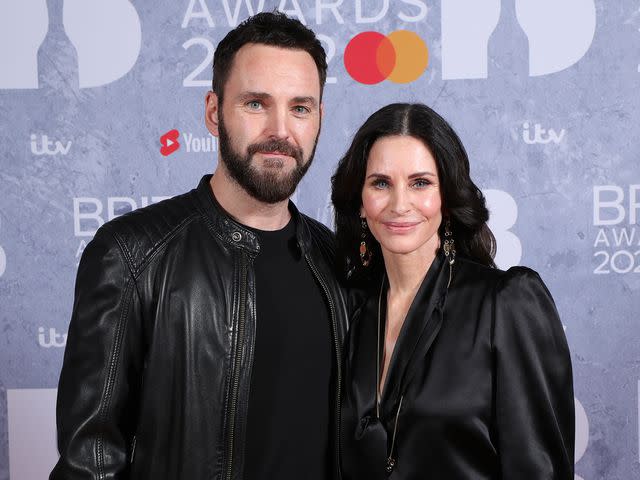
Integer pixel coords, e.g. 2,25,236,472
331,103,496,283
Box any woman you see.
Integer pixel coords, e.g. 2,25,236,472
332,103,574,479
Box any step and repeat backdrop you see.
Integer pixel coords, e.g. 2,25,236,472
1,0,638,478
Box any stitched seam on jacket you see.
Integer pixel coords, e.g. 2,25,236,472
94,276,133,480
110,213,199,279
219,250,240,477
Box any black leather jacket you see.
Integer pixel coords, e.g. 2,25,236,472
51,175,349,480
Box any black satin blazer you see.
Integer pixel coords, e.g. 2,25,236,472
341,253,574,479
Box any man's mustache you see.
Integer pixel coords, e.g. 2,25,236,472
247,139,303,163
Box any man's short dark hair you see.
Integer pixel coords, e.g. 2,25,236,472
212,11,327,101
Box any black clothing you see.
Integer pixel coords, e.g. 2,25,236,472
244,219,331,480
51,175,349,480
341,253,575,480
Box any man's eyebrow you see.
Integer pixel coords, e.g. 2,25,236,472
291,96,318,108
237,91,272,102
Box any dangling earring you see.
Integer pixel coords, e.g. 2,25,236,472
443,217,456,266
359,218,372,267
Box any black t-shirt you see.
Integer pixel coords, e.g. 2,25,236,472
243,218,332,480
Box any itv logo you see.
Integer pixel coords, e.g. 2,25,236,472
0,0,141,89
30,134,72,156
441,0,596,79
38,327,67,348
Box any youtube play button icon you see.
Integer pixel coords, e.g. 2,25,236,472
160,129,180,156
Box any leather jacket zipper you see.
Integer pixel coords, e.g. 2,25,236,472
225,253,248,480
305,254,342,479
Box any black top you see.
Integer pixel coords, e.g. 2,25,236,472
244,217,332,480
341,253,575,480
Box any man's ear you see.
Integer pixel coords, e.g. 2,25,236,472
205,91,220,137
320,102,324,120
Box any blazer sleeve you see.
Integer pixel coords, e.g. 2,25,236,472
50,227,144,479
493,267,575,479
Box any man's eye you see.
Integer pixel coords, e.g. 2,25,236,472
247,101,262,110
293,106,310,114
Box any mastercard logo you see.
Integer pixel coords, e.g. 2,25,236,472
344,30,429,85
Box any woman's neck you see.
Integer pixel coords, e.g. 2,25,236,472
382,248,437,297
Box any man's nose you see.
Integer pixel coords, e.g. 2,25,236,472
265,106,291,139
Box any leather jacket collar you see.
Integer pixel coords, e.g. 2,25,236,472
195,174,314,255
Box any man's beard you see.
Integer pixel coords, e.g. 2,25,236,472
217,114,319,204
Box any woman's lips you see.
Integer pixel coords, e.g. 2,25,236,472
382,221,421,233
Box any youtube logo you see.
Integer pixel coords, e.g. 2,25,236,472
160,129,180,156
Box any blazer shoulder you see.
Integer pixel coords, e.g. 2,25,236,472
99,189,202,274
495,265,550,297
454,256,504,287
492,265,562,338
454,257,546,291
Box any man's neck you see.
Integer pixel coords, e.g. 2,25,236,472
209,166,292,231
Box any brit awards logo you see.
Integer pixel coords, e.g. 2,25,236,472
592,184,640,274
441,0,596,79
0,0,141,89
73,195,170,265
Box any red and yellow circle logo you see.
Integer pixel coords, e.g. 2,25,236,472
344,30,429,85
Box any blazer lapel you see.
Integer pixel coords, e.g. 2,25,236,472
380,253,451,414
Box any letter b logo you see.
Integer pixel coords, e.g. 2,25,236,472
0,0,141,89
441,0,596,79
484,189,522,269
0,217,6,278
0,245,5,278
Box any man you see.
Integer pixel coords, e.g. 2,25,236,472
51,12,349,479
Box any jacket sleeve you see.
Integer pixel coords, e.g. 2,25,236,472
50,227,143,479
493,267,575,479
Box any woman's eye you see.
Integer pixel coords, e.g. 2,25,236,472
413,179,430,188
372,179,388,189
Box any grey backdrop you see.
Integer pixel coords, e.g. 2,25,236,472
1,0,638,478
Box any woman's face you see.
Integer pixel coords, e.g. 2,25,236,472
360,135,443,260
